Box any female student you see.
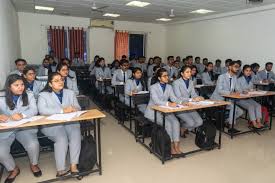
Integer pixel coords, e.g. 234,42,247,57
0,74,41,183
236,65,263,128
38,72,81,177
190,65,200,86
94,57,112,94
125,67,147,113
144,68,183,155
61,58,76,79
56,63,79,95
23,66,44,99
111,59,120,75
111,59,132,86
201,62,215,85
173,66,204,134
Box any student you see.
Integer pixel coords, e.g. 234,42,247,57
111,59,120,75
173,60,181,78
72,51,84,66
49,50,59,64
61,58,76,79
221,59,231,74
125,68,147,113
38,72,81,177
111,59,132,85
210,61,243,133
147,57,154,70
185,55,193,67
180,58,186,68
163,56,177,80
202,58,208,66
250,63,260,81
190,65,200,86
56,63,79,95
37,58,51,76
133,56,147,73
214,59,222,75
236,60,242,76
148,65,161,90
121,55,127,60
144,68,183,155
10,59,27,76
49,56,57,72
23,66,44,99
0,74,41,183
129,55,137,67
236,65,263,129
95,57,112,94
173,66,203,135
194,56,204,74
147,56,161,78
201,62,215,85
89,55,100,75
257,62,275,82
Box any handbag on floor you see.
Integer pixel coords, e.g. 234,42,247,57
195,121,216,150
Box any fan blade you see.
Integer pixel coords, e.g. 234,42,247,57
91,9,104,13
97,5,109,10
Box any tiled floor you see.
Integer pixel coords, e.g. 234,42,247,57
2,104,275,183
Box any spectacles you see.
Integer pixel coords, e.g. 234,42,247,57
161,75,169,78
52,79,64,83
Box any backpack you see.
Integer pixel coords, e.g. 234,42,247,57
150,124,171,158
195,121,216,150
78,135,97,173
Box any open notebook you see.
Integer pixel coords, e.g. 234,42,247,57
0,116,44,127
46,111,87,121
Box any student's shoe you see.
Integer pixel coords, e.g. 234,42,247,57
5,168,20,183
30,165,42,177
228,128,240,134
56,170,70,178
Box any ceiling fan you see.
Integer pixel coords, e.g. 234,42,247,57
166,9,187,19
90,1,109,13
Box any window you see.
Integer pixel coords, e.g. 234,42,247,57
129,33,146,59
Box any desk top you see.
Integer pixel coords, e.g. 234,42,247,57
195,84,216,89
254,82,274,86
0,109,106,131
151,100,230,113
222,91,275,99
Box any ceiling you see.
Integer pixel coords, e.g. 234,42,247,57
12,0,275,23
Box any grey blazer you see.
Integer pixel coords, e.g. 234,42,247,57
0,92,38,139
144,83,182,120
66,77,79,96
133,63,147,72
236,76,255,92
38,89,81,116
210,73,237,100
147,64,156,78
9,70,22,76
124,79,145,106
111,69,132,85
257,70,275,81
195,64,205,74
27,80,44,99
221,67,228,74
162,65,177,79
201,72,215,85
173,78,198,102
214,66,222,75
69,69,76,79
37,66,48,76
95,67,112,79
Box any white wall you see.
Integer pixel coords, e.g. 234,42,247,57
18,12,167,64
166,5,275,68
0,0,21,88
18,12,90,65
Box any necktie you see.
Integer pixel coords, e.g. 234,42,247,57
54,90,63,104
123,72,126,83
13,95,20,105
27,81,34,91
229,78,232,91
183,79,189,89
267,72,269,80
160,83,166,92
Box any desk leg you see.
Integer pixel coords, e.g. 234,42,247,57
269,102,273,130
162,113,166,165
129,96,132,131
218,106,224,149
231,100,236,139
97,118,102,175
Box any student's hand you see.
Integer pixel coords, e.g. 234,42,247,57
242,91,249,94
168,102,177,107
262,79,268,83
193,97,204,102
0,115,9,122
10,113,23,121
63,106,76,113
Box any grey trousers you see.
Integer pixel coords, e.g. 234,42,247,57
237,99,262,121
0,128,39,171
41,123,81,171
176,111,203,130
154,112,180,142
227,103,243,125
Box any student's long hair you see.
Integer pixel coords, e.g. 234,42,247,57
238,64,251,78
95,57,106,68
203,62,213,72
190,65,198,78
151,68,167,85
23,66,38,85
56,63,73,79
42,72,63,93
5,74,28,110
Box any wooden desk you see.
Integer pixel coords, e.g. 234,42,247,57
0,109,106,183
222,91,275,139
150,100,230,164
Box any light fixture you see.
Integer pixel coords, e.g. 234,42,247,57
103,13,120,17
190,9,214,14
156,18,172,22
35,5,54,11
126,1,151,7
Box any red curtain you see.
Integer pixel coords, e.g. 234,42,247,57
69,28,84,60
115,31,129,60
49,26,65,61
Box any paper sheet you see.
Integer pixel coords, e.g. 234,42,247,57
135,91,149,94
46,111,87,121
159,104,187,110
189,100,215,106
248,91,267,95
0,116,44,127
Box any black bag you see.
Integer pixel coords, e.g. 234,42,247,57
150,125,171,158
78,136,97,173
195,121,216,150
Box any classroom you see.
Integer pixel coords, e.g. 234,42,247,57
1,0,275,183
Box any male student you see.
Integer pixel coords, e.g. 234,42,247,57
163,56,177,80
10,58,27,76
257,62,275,82
214,59,222,75
111,59,132,86
185,55,194,67
194,56,204,73
211,60,243,134
49,50,59,63
72,51,84,66
202,58,208,66
133,56,147,73
221,59,231,74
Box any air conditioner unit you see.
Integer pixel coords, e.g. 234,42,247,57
90,19,114,29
